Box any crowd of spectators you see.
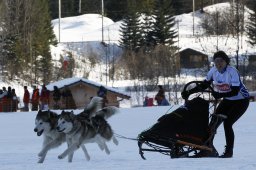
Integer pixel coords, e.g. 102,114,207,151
0,86,19,112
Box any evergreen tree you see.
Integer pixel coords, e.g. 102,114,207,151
31,0,57,84
119,1,142,51
105,0,127,21
141,14,155,47
61,0,79,17
1,0,24,80
246,3,256,46
140,1,155,48
152,0,177,46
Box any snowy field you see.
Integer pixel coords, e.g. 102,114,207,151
0,102,256,170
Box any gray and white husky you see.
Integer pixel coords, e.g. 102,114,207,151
34,110,91,163
56,109,118,161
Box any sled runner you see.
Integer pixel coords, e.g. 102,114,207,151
138,81,226,159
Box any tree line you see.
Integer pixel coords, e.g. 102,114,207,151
48,0,255,21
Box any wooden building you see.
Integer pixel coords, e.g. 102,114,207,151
178,48,209,68
248,54,256,69
46,77,130,109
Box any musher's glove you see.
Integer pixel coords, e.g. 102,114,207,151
212,91,222,99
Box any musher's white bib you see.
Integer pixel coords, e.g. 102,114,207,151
206,66,249,100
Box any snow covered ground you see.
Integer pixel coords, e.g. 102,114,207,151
1,3,256,169
0,102,255,170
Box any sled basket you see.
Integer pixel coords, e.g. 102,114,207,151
138,81,218,159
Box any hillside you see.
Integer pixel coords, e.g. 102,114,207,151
50,3,256,86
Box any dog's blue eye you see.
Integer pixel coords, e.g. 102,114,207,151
40,122,42,125
62,121,65,124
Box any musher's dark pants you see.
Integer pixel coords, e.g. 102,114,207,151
213,98,249,149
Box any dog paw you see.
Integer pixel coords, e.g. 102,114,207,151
113,137,119,145
37,158,44,163
113,139,119,145
58,155,64,159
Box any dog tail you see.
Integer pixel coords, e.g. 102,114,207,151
94,106,119,119
84,96,104,115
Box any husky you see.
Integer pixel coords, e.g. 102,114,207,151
82,96,119,145
34,110,91,163
90,114,119,145
83,96,104,115
83,96,119,119
56,110,118,161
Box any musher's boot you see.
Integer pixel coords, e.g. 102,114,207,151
219,146,233,158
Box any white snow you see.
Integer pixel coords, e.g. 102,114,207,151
0,102,256,169
1,3,256,168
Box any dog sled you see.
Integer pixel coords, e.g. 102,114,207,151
138,81,226,159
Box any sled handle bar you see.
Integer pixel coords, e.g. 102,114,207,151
182,81,214,94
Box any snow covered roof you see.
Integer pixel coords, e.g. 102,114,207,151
179,48,208,56
46,77,130,99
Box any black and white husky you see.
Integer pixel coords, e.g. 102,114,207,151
56,109,118,161
34,110,90,163
34,96,118,163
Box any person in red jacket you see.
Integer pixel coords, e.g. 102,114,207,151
23,86,30,111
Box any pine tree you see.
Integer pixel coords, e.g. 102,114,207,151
246,3,256,46
141,14,155,47
119,0,142,52
152,0,177,46
31,0,57,84
140,1,155,48
0,0,24,80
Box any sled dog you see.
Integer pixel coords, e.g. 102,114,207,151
83,96,104,115
56,110,118,161
83,96,119,119
34,110,91,163
82,96,119,145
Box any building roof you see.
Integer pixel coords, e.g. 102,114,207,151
46,77,130,99
179,48,208,56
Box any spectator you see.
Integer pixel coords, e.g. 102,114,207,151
62,87,76,109
143,96,149,107
2,87,7,93
6,86,13,112
158,96,170,106
23,86,30,111
11,88,18,112
155,85,166,105
40,84,50,110
97,86,108,107
1,87,8,112
0,90,4,112
53,86,61,109
31,86,40,111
